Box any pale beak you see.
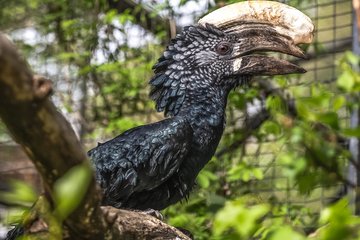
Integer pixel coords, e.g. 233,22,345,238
198,1,314,76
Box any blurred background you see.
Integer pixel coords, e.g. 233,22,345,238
0,0,359,239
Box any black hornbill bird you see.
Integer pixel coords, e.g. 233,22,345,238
88,1,313,210
6,1,313,239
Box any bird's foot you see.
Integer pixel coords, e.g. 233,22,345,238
139,208,164,221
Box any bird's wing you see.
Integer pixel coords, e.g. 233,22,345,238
87,117,193,203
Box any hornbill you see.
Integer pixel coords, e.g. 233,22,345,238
6,1,313,239
88,1,313,210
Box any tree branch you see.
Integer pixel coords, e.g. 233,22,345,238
0,33,190,240
0,32,106,239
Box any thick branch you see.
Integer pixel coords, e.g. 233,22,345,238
0,33,106,239
0,33,190,239
101,207,190,240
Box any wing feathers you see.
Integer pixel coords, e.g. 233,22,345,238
88,117,193,207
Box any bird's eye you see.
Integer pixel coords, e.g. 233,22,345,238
215,42,232,55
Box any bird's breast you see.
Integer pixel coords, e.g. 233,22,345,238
180,122,224,182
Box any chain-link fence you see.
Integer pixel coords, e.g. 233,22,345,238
220,0,355,231
0,0,358,236
163,0,357,231
240,0,353,205
212,0,353,232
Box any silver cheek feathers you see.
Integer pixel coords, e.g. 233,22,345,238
233,58,243,72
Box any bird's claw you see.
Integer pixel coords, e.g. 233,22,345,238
141,208,164,221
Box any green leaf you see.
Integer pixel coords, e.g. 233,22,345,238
202,170,218,180
296,101,316,121
318,199,356,240
297,173,317,194
274,75,288,88
96,62,121,73
79,65,93,75
104,10,117,23
228,164,264,182
57,52,79,61
229,92,246,109
290,127,304,144
227,164,246,182
253,168,264,180
54,164,92,221
266,95,286,113
316,112,339,129
179,0,188,6
197,172,210,188
244,88,259,99
345,51,359,66
168,214,190,226
268,226,305,240
260,120,282,136
242,170,251,182
61,19,77,29
106,117,143,133
207,193,226,207
341,127,360,137
332,95,346,111
337,70,355,92
197,170,218,188
213,199,270,238
0,180,37,207
118,12,135,24
3,208,28,225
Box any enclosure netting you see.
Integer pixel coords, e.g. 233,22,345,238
163,0,354,231
243,0,353,212
0,0,355,235
232,0,353,231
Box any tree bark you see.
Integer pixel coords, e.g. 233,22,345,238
0,33,190,240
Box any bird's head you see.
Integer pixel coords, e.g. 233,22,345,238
150,1,314,117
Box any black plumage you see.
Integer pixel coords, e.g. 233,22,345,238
88,23,305,210
7,16,308,238
88,25,237,210
89,118,194,210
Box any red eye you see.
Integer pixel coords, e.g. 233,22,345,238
216,42,232,55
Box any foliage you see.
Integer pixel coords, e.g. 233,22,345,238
0,0,359,239
0,180,37,208
213,198,270,239
162,2,360,239
53,163,92,221
0,164,92,238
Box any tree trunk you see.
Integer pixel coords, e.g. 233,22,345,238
0,33,190,240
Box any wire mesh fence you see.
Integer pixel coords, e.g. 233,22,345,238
0,0,357,236
245,0,354,231
164,0,356,231
222,0,354,230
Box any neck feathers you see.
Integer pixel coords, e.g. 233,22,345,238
149,24,224,117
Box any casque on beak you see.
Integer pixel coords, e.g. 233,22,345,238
198,1,314,76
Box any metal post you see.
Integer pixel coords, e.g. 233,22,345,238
349,5,360,215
